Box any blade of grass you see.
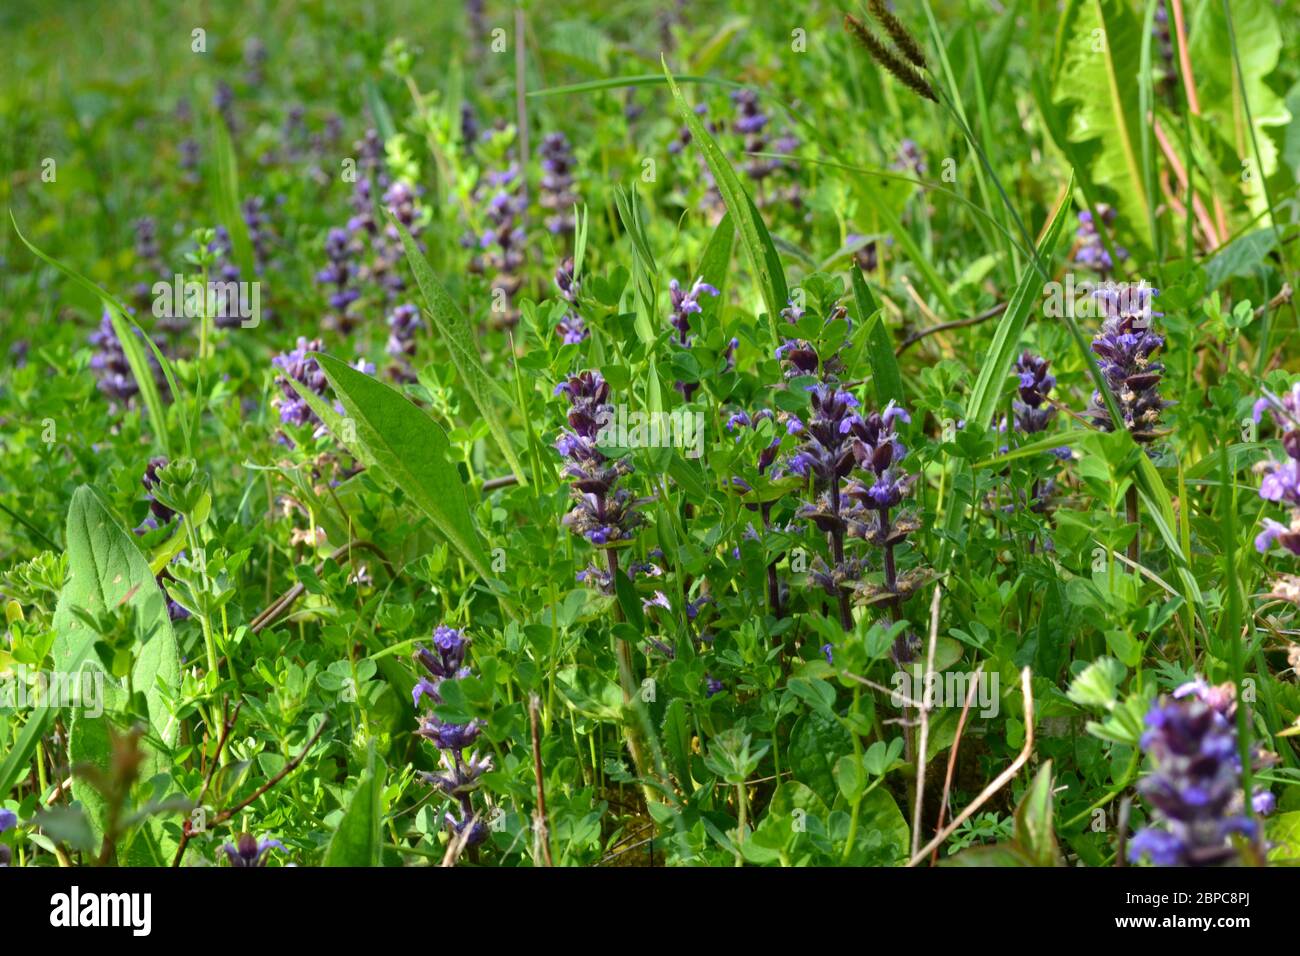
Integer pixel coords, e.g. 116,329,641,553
527,74,744,98
851,267,903,408
11,214,181,457
391,217,526,483
965,174,1073,430
663,59,787,341
211,116,256,280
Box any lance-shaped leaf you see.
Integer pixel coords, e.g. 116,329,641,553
11,215,185,457
1013,761,1063,866
664,61,787,340
697,210,734,327
52,486,181,747
972,428,1093,468
851,267,903,408
0,487,181,797
211,116,257,280
312,353,494,582
324,746,386,867
390,218,526,482
965,177,1073,430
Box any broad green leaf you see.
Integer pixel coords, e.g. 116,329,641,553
283,375,379,473
2,487,181,797
842,787,910,866
940,843,1035,866
312,353,494,582
32,806,98,854
53,487,180,749
1051,0,1152,248
788,712,853,805
788,677,838,719
613,567,646,633
664,60,786,338
555,665,623,722
1066,656,1126,710
390,218,526,482
660,697,693,793
834,755,866,801
1266,810,1300,864
324,747,386,867
1189,0,1292,220
68,712,172,865
1205,229,1278,290
68,710,113,846
903,637,965,678
746,781,830,863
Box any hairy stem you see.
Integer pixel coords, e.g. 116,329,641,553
828,479,853,630
761,501,781,620
605,548,656,805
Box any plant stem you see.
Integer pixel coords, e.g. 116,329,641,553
734,781,747,866
35,738,49,797
761,501,781,620
185,518,225,755
1125,483,1140,564
841,685,864,864
880,506,914,764
828,479,852,630
605,548,656,805
1028,479,1040,555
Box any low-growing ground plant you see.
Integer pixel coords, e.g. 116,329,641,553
2,0,1300,874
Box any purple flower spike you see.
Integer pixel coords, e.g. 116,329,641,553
1073,204,1127,275
271,337,331,436
444,810,489,847
1087,284,1168,444
539,132,580,235
555,370,642,551
385,303,422,382
411,623,495,854
468,160,526,327
1011,352,1057,435
412,677,440,709
1129,680,1269,866
89,309,167,407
